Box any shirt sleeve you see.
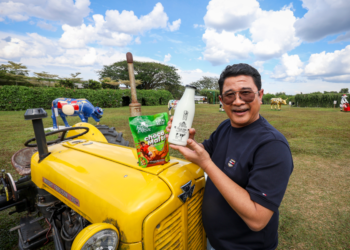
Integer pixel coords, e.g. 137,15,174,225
246,140,293,212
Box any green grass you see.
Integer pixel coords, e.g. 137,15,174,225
0,104,349,249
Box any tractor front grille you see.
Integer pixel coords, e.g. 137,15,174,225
154,189,204,250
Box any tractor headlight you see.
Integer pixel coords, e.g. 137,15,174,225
72,223,119,250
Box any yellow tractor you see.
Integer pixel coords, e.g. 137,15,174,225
0,108,206,250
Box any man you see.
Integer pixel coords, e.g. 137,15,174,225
139,141,152,160
168,63,293,249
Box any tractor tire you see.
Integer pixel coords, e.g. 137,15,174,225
96,125,129,146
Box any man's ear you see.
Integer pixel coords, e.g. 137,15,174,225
259,89,264,104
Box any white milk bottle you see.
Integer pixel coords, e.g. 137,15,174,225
168,85,196,146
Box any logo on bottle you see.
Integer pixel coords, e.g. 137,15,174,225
183,110,188,120
174,121,188,141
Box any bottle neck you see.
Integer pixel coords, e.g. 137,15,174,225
180,87,195,101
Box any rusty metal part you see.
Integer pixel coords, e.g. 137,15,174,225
5,173,17,200
126,52,133,63
126,52,141,117
11,147,37,176
129,102,142,117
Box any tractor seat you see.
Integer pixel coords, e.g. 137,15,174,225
11,147,37,176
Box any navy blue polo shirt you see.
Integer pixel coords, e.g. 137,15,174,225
202,116,293,250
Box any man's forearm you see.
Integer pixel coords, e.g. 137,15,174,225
203,160,273,231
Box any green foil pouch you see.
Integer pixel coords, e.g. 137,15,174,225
129,113,170,168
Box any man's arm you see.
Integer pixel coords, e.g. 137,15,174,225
170,139,273,232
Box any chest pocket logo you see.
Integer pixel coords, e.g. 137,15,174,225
228,159,236,167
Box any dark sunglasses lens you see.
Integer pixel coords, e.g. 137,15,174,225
240,92,256,103
223,94,235,104
223,91,256,104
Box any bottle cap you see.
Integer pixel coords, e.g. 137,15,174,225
185,85,197,90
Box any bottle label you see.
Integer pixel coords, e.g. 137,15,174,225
173,119,188,141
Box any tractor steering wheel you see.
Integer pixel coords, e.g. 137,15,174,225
24,127,89,147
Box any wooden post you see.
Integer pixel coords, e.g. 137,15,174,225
126,52,141,117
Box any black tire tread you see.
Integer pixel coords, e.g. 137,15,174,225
95,125,129,146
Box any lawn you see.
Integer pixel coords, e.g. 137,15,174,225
0,104,349,249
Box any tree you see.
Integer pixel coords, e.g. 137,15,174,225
262,93,276,104
340,88,349,93
33,71,58,87
83,79,102,90
58,79,74,88
0,61,29,85
190,76,219,93
98,61,181,90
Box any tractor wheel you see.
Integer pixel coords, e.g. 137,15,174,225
96,125,129,146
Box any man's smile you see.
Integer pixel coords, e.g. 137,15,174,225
232,108,250,115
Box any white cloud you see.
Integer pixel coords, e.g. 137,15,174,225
193,24,205,29
295,0,350,42
202,29,254,65
251,6,300,60
271,53,303,81
204,0,260,31
164,53,171,63
0,31,158,80
135,37,141,44
253,61,265,73
168,19,181,32
202,0,300,65
105,3,169,34
0,0,91,26
0,32,63,59
177,68,219,85
59,3,178,48
304,45,350,82
37,21,57,31
59,14,133,48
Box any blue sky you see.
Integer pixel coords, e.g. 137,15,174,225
1,0,350,94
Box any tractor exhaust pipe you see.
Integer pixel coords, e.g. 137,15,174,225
126,52,141,117
24,108,50,162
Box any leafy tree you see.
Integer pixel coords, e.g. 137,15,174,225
57,79,74,88
98,61,181,90
161,82,185,100
0,61,29,85
83,79,102,90
33,71,58,87
190,76,219,93
262,93,276,104
340,88,349,93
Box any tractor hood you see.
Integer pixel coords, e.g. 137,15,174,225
30,140,204,243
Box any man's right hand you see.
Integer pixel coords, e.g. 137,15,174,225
166,116,196,140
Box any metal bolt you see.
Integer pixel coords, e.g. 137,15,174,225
124,175,128,178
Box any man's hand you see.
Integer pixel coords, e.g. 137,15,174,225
170,139,211,171
166,116,196,140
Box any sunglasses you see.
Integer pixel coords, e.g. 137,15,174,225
221,90,259,105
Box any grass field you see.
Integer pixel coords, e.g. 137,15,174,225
0,104,349,249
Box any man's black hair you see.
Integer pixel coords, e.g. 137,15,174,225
218,63,261,95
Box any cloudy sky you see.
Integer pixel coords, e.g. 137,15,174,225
1,0,350,94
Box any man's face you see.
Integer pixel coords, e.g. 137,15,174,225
219,75,264,128
141,142,145,147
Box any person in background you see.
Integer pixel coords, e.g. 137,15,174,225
167,63,293,250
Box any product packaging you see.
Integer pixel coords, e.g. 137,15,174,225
129,113,170,167
168,85,196,146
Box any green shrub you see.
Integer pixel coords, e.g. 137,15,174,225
0,86,173,111
294,93,347,108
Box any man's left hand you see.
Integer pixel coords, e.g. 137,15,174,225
170,139,211,171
